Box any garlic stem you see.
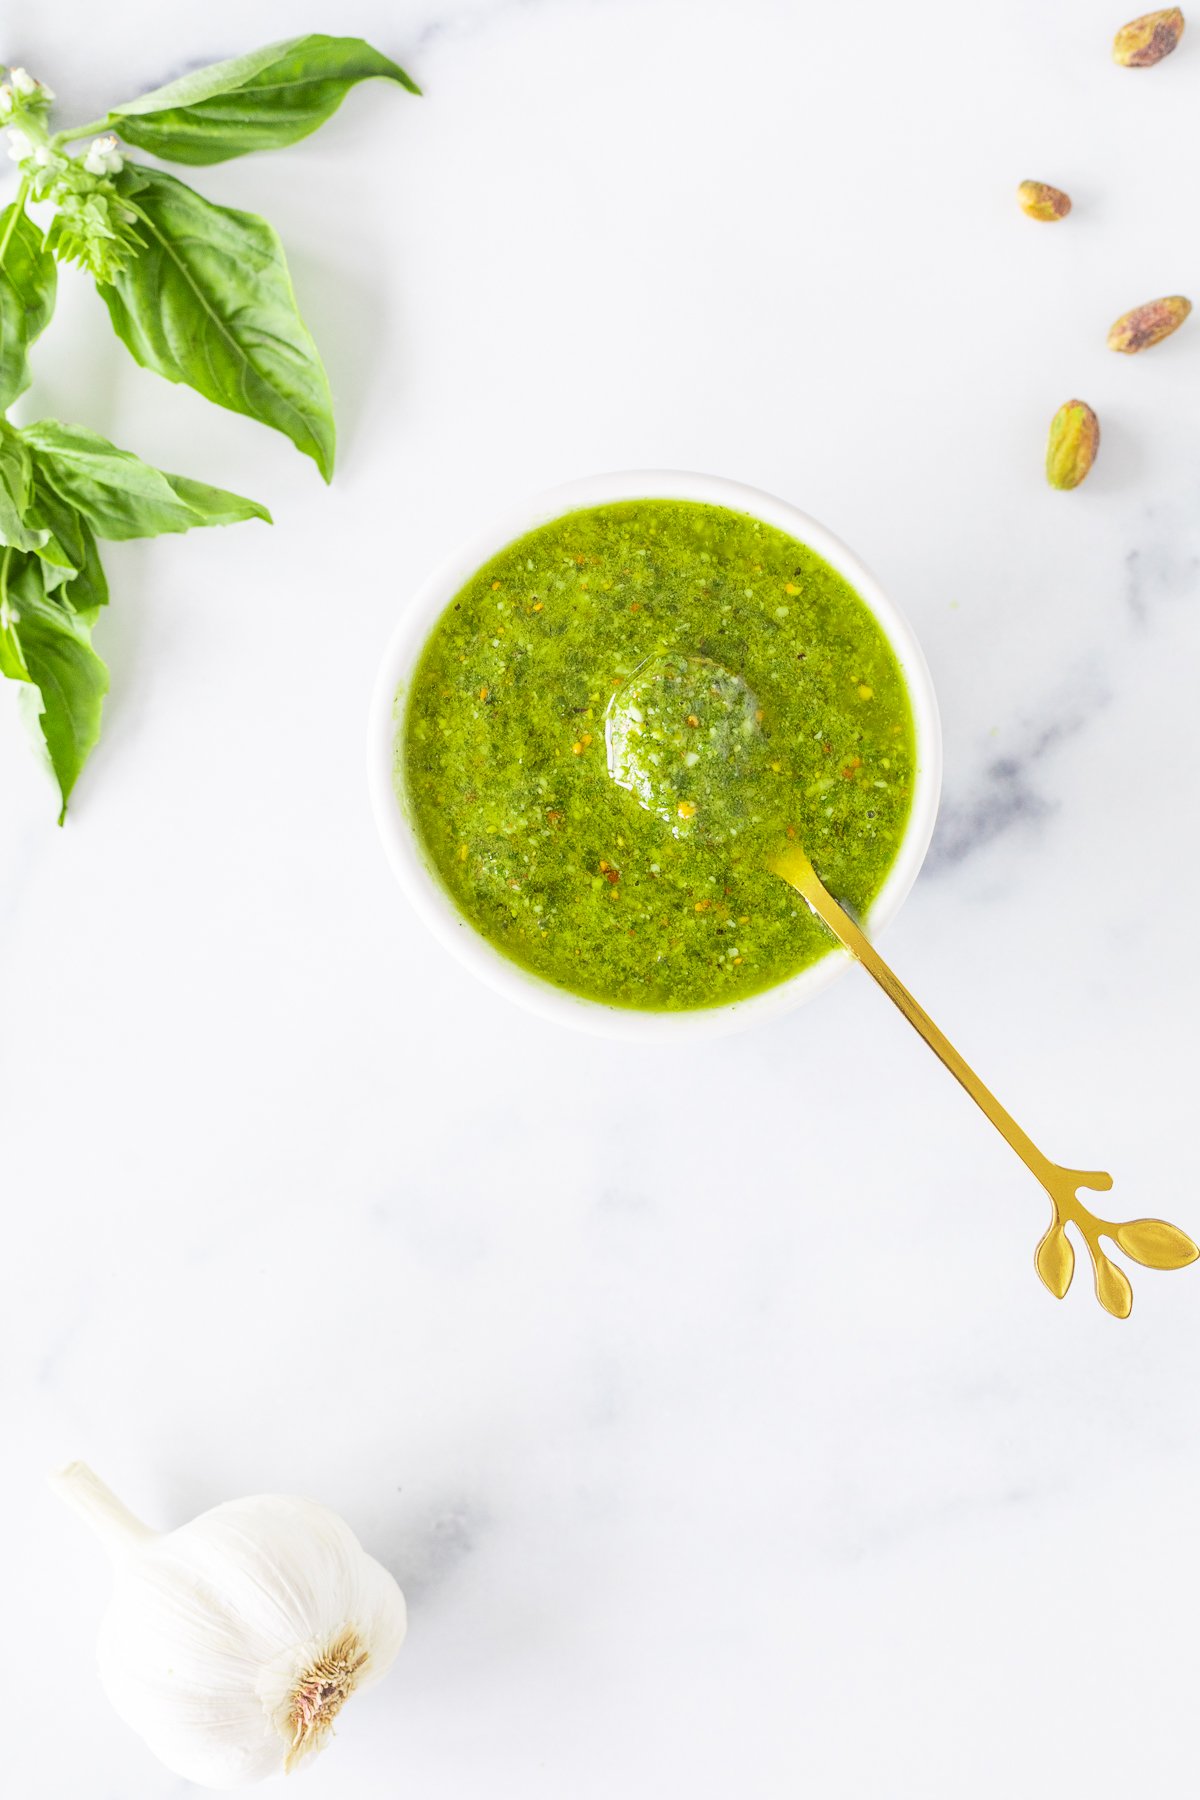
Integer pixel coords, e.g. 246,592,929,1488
50,1461,155,1559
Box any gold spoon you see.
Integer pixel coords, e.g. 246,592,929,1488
606,653,1197,1317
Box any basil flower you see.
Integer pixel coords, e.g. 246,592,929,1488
83,133,124,176
8,67,53,100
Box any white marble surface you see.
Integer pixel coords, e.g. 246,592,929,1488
3,0,1199,1793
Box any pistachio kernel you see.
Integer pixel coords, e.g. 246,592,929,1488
1107,294,1191,353
1046,400,1100,491
1017,180,1072,221
1112,7,1185,66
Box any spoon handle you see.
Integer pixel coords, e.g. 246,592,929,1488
772,844,1050,1175
769,843,1197,1316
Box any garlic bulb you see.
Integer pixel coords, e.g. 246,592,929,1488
52,1461,407,1789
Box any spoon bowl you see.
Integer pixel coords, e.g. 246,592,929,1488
605,652,773,842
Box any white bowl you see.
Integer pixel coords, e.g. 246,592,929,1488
368,470,942,1040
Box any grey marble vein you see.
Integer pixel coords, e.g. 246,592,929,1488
927,666,1112,873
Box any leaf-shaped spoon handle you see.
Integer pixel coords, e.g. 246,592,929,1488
769,843,1197,1317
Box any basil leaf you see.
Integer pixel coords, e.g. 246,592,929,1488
25,477,109,617
98,168,335,479
29,524,78,588
0,624,29,682
22,419,272,539
160,472,273,530
0,555,31,682
60,520,109,623
25,478,87,580
0,425,51,554
107,34,418,165
6,563,108,821
0,202,56,409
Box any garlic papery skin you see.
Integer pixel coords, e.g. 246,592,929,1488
52,1462,407,1789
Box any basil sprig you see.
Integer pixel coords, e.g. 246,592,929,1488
1,415,272,816
0,36,415,818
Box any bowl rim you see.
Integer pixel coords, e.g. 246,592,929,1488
367,469,942,1040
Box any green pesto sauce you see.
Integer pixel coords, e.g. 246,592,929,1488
399,500,915,1011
